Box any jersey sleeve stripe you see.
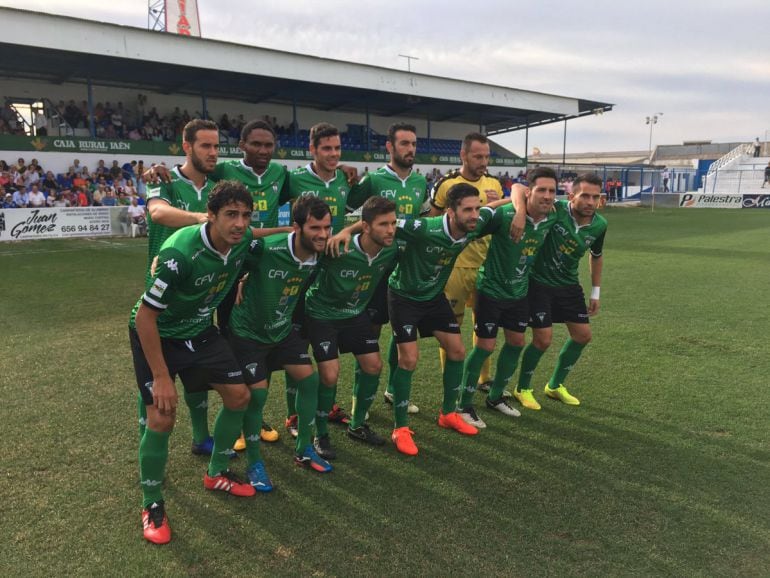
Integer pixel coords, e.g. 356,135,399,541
141,295,168,311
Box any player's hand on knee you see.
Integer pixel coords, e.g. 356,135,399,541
152,375,178,415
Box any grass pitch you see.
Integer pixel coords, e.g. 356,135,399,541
1,207,769,576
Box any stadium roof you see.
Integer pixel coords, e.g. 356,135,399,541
0,7,613,135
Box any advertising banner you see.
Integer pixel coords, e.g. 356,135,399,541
0,207,112,241
166,0,201,36
678,193,742,209
741,194,770,209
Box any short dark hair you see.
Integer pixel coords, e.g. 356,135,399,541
361,196,396,224
183,119,219,145
462,132,488,152
207,180,252,214
527,166,558,186
387,122,417,145
293,194,331,227
573,172,603,191
309,122,339,148
240,119,276,142
446,182,479,210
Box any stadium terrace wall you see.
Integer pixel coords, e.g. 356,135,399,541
0,136,525,171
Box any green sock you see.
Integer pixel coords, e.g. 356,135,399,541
285,372,298,419
459,347,492,408
295,372,319,453
351,371,380,429
244,388,268,465
139,428,169,508
391,366,414,428
489,343,523,401
316,384,336,437
518,344,546,391
207,406,246,476
548,339,586,389
386,337,398,395
137,393,147,438
441,359,464,414
183,390,209,444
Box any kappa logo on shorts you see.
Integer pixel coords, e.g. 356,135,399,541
164,258,179,273
403,324,414,336
227,370,242,378
365,339,379,345
184,340,195,352
535,312,546,322
246,363,259,376
320,341,332,354
485,323,496,333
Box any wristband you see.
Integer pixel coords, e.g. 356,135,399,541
590,286,600,300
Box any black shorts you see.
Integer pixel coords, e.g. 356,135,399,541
228,328,312,385
528,279,589,327
366,275,390,326
473,291,530,338
307,312,380,362
388,289,460,343
130,326,244,406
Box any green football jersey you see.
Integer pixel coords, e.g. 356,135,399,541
305,234,398,320
531,199,607,287
289,164,350,233
229,232,318,344
477,204,557,301
145,166,215,286
389,210,492,302
129,224,253,339
348,165,427,219
211,159,290,228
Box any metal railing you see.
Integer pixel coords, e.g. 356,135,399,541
706,143,752,177
701,167,768,193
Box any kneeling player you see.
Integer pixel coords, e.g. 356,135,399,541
305,196,399,458
131,181,258,545
228,195,334,477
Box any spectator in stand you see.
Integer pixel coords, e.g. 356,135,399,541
57,169,74,190
122,160,136,180
28,184,46,208
92,184,105,206
111,103,124,138
662,166,670,192
124,178,137,197
42,170,58,191
52,192,70,207
75,186,89,207
94,160,108,177
2,192,16,208
101,187,118,206
753,138,761,158
109,160,123,181
127,195,146,224
13,187,29,208
763,162,770,188
69,159,81,173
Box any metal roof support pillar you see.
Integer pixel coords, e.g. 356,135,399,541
200,88,208,120
87,77,95,138
427,111,432,155
562,119,567,167
292,97,298,147
524,123,529,168
365,104,370,152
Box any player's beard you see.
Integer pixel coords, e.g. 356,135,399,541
393,152,414,170
191,151,215,175
298,230,324,254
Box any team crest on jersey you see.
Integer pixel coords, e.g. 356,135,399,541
584,236,595,246
164,258,179,273
320,341,332,354
245,363,259,376
272,183,279,193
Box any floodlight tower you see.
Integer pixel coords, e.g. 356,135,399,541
646,112,663,162
148,0,166,32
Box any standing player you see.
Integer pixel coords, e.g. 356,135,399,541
457,167,558,427
514,173,607,409
305,196,400,458
227,195,334,477
141,119,219,456
283,122,354,436
429,133,523,397
132,181,258,545
347,122,427,414
387,183,495,455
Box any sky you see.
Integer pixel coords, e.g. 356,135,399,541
3,0,770,156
